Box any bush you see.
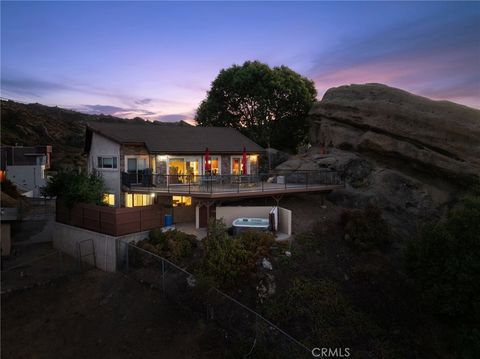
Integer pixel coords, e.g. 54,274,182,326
1,179,20,199
42,169,106,208
200,219,275,289
407,196,480,356
263,277,380,348
341,204,390,250
237,230,275,259
136,228,196,259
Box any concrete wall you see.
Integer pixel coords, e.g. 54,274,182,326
278,207,292,235
87,132,121,207
53,222,149,272
6,165,46,196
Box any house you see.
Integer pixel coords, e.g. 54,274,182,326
0,145,52,197
84,122,342,229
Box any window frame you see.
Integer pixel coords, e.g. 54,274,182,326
97,156,118,170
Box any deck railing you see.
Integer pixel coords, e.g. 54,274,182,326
121,170,343,194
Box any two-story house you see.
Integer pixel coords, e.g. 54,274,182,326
85,122,343,229
85,122,264,207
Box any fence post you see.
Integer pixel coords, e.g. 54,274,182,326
57,250,63,275
125,243,129,273
162,259,165,294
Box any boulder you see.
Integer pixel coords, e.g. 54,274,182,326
309,83,480,184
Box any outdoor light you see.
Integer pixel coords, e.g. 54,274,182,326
150,193,155,198
157,155,167,161
250,155,258,163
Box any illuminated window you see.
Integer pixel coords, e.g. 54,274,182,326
172,196,192,207
206,156,220,175
102,193,115,206
125,193,153,207
169,157,200,184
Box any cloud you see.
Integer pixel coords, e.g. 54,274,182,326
0,75,74,98
308,8,480,108
155,114,190,122
134,98,152,105
79,104,156,118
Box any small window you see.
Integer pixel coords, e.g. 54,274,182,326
172,196,192,207
97,156,117,169
125,193,154,208
102,193,115,206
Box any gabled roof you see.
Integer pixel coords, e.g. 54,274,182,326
85,122,264,154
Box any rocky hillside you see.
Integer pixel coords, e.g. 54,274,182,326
278,83,480,239
0,100,190,169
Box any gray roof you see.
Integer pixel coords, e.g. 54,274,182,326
85,122,264,154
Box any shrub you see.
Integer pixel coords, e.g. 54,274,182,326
406,196,480,356
168,230,196,258
1,179,20,199
136,228,196,259
42,169,106,208
200,219,275,289
202,229,252,289
263,277,380,348
237,230,275,259
341,204,390,250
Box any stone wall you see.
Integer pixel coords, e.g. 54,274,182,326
221,156,230,175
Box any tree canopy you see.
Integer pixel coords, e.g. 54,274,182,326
42,169,106,208
195,61,317,153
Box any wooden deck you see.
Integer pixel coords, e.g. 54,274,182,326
128,182,344,199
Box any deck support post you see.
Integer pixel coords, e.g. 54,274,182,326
272,194,284,207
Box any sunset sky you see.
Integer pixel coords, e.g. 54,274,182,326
1,1,479,123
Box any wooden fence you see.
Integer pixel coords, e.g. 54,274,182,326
56,201,165,236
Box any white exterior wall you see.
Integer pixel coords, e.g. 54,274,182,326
87,132,121,207
278,207,292,235
6,164,46,196
53,222,149,272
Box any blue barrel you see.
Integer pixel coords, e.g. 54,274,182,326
164,214,173,227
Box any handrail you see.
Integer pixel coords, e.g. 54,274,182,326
121,170,344,193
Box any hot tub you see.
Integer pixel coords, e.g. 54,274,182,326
232,218,270,234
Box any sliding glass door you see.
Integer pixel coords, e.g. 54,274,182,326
168,157,200,184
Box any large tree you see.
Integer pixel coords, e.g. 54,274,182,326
195,61,317,153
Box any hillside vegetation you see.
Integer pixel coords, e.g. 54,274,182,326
0,100,188,169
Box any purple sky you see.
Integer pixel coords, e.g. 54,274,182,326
1,1,479,123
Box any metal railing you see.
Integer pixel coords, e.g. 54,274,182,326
118,240,313,358
121,170,343,194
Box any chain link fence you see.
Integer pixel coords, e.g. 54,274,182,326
1,248,88,293
118,240,313,358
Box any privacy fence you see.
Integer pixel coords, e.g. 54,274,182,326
56,201,164,236
118,240,313,358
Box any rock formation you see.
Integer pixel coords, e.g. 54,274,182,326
278,84,480,239
309,83,480,183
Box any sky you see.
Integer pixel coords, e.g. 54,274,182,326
1,1,479,123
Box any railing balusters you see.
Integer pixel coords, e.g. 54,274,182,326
119,170,344,194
